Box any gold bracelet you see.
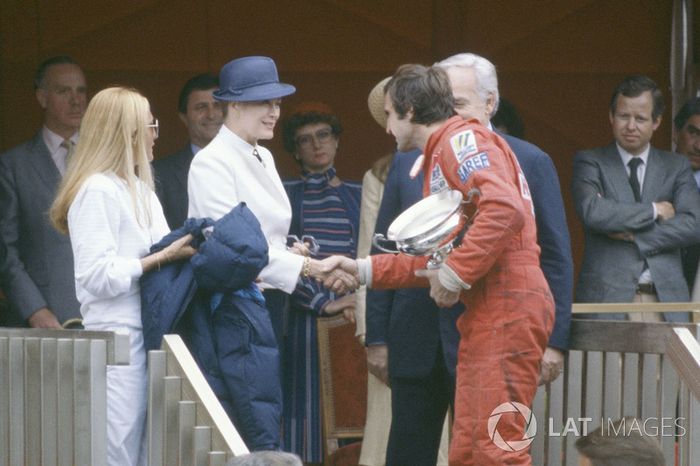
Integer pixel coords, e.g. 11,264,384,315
302,257,311,278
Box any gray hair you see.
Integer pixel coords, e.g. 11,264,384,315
224,451,303,466
435,53,500,117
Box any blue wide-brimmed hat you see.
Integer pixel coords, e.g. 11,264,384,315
214,56,296,102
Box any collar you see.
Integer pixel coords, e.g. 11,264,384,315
303,166,336,182
219,124,262,156
42,126,78,155
190,143,203,155
616,143,650,167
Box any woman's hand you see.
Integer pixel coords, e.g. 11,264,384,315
142,234,197,272
323,293,356,324
161,234,197,262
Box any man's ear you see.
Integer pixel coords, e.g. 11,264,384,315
36,89,47,109
652,115,662,132
178,112,188,127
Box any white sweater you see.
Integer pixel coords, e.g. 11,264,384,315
68,173,169,329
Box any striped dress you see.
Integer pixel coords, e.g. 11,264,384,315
282,167,361,462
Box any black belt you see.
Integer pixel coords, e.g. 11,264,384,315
635,283,656,294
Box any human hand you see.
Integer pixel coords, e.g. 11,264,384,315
366,344,390,386
414,268,460,308
162,234,197,262
28,307,62,329
308,256,359,294
538,347,565,385
654,201,675,221
323,294,357,323
288,241,311,256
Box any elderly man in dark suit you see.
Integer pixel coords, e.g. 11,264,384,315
435,53,574,383
0,56,87,328
572,75,700,321
153,73,224,230
674,97,700,293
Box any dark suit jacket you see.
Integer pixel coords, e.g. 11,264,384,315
0,132,80,324
571,143,700,321
502,133,573,350
366,150,462,379
153,145,194,230
681,179,700,292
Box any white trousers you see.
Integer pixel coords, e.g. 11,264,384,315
90,324,148,466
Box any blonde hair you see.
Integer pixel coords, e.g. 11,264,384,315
51,86,155,234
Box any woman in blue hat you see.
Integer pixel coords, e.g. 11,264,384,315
187,56,352,452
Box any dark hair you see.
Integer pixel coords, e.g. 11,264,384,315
574,418,665,466
384,64,456,125
609,75,665,121
491,98,525,138
281,111,343,155
674,97,700,130
34,56,81,90
177,73,219,114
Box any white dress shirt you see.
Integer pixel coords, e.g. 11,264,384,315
187,125,304,293
616,143,655,284
42,126,78,175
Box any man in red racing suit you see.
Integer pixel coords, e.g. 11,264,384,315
349,65,554,465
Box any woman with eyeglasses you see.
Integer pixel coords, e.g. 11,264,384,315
51,87,195,466
281,106,362,463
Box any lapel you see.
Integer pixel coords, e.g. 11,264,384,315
603,143,637,202
26,132,61,189
641,147,664,202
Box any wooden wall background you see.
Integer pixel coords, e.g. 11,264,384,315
1,0,698,279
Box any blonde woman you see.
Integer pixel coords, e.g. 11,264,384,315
51,87,195,465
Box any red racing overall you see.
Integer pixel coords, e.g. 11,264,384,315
370,116,554,465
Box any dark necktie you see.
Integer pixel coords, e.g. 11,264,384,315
628,158,642,202
252,148,263,164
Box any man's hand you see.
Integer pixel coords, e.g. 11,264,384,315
414,269,460,308
309,256,359,294
654,201,675,221
366,344,390,386
538,347,565,385
28,307,62,329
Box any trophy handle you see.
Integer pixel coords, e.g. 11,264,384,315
372,233,400,254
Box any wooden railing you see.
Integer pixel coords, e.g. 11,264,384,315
0,328,129,466
530,307,700,466
147,334,249,466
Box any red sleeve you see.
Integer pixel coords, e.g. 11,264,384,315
370,253,430,289
438,127,526,286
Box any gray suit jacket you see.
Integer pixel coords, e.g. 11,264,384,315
571,143,700,321
0,132,80,324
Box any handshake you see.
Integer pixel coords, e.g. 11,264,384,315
306,256,363,294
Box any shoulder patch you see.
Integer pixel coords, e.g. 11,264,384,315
430,163,449,194
449,130,478,163
457,152,490,184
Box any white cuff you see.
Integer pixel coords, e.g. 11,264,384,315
357,258,372,287
438,264,471,292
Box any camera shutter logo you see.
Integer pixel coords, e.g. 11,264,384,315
488,402,537,451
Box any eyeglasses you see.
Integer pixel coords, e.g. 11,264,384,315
146,118,159,137
295,128,333,150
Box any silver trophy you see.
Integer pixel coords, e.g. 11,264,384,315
372,189,479,269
